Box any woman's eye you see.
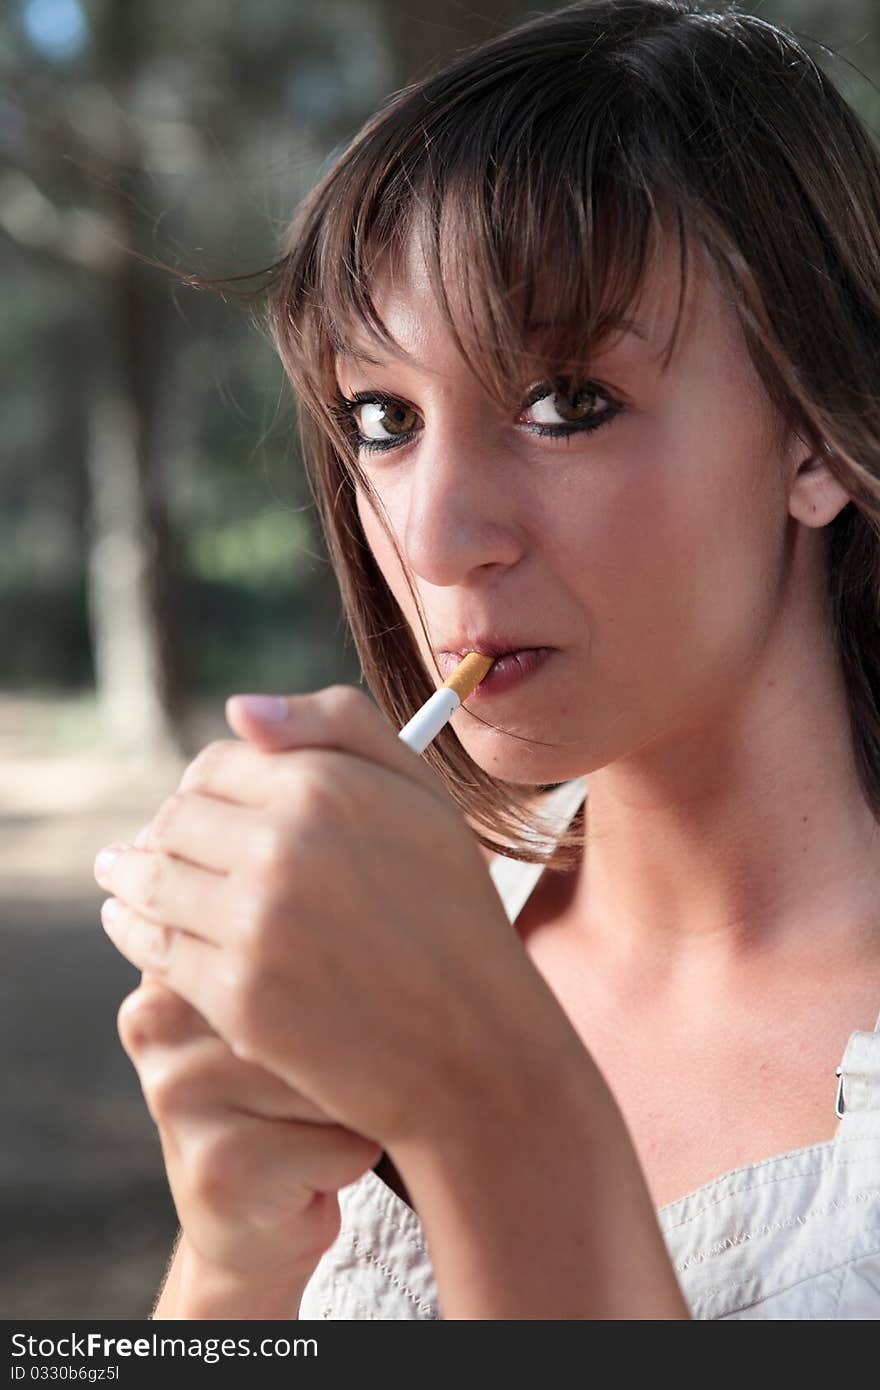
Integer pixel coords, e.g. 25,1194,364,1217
523,379,615,429
355,397,418,445
333,377,621,456
335,394,418,452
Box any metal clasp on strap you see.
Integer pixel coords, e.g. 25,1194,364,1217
834,1065,845,1118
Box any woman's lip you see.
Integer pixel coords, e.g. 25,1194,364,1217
437,647,556,696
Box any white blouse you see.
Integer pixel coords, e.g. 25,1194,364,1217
299,778,880,1319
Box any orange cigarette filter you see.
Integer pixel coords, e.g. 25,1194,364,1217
442,652,494,702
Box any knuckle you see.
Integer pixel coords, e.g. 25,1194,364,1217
178,741,228,794
146,922,174,974
150,791,184,847
222,903,265,973
317,685,382,751
227,875,279,956
321,684,370,721
287,763,344,831
141,853,165,915
222,955,269,1059
249,819,288,872
116,992,148,1056
116,989,160,1050
143,1039,223,1121
143,1064,189,1121
189,1129,245,1206
117,981,198,1056
236,906,274,961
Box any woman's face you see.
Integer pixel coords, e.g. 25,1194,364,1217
334,230,808,787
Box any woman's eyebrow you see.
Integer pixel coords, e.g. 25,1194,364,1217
338,317,649,355
526,316,651,342
336,345,387,365
335,317,653,375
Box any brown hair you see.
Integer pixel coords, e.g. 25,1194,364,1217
190,0,880,870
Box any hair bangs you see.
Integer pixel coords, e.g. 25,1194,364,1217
293,115,692,431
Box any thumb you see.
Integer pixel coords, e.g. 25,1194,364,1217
222,684,460,816
225,693,291,745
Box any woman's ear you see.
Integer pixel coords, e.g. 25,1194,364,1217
787,438,852,528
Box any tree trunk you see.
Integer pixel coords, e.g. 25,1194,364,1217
83,0,189,760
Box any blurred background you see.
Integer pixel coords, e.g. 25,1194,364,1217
2,0,878,1319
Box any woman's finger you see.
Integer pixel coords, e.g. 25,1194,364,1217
191,684,456,815
135,1031,332,1125
135,790,268,876
120,979,334,1124
100,897,224,1027
95,844,243,946
119,975,214,1054
169,1110,382,1213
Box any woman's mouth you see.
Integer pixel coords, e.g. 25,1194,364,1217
438,647,556,698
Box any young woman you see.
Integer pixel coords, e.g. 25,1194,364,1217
95,0,880,1318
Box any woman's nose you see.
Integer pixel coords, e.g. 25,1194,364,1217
398,431,526,586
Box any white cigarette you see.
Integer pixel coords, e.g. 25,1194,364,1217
397,652,494,754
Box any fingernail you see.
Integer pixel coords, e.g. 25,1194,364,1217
95,845,124,880
232,694,288,722
101,897,122,926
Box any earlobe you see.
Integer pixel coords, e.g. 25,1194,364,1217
787,442,853,528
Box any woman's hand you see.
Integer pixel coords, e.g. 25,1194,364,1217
117,973,381,1285
94,686,546,1151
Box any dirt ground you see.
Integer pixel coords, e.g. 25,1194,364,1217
1,691,232,1320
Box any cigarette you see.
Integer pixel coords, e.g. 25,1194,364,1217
397,653,494,754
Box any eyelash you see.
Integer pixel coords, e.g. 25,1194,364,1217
330,379,623,456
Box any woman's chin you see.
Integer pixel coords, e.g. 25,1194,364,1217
456,736,588,790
